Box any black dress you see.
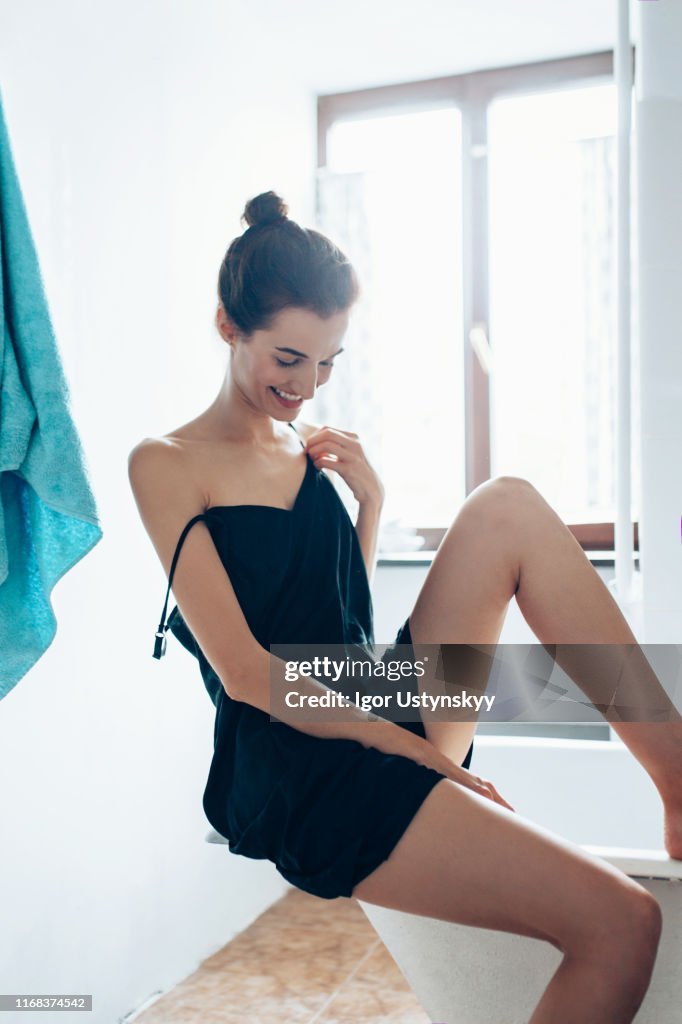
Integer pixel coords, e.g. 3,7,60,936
153,422,474,900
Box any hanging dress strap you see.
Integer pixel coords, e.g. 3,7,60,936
153,512,208,660
288,420,305,449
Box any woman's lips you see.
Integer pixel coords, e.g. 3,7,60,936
270,386,303,409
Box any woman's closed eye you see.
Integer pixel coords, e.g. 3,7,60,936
275,357,335,368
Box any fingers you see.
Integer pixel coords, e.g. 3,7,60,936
305,428,360,460
308,425,358,441
483,781,516,813
469,774,515,812
306,437,356,462
437,764,514,812
459,773,494,801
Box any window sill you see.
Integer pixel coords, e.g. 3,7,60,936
472,734,618,751
377,550,639,569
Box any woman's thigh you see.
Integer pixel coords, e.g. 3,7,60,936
409,476,526,646
352,776,657,953
407,477,526,764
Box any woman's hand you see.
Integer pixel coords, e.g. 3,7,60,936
305,426,385,508
415,744,516,812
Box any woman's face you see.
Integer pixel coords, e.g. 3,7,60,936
219,305,349,417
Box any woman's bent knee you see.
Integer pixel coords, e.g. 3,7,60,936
621,886,662,956
587,887,663,1008
577,882,662,963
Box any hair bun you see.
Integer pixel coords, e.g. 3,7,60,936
242,191,289,228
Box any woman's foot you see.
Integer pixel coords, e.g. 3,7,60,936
616,724,682,859
662,799,682,860
650,736,682,858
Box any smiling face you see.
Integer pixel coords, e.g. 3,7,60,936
217,305,349,419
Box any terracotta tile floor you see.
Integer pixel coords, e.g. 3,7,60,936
133,888,432,1023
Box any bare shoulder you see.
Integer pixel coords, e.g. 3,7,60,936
296,420,322,443
127,436,206,577
127,434,175,468
127,436,195,507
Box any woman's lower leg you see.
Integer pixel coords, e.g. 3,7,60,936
530,934,661,1024
511,480,682,850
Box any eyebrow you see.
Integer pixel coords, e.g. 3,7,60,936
274,346,344,360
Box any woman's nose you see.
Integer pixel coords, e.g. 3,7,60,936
294,366,319,398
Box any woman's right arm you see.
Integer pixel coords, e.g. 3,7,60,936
128,438,512,810
242,645,513,809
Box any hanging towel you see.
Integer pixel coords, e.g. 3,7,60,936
0,90,102,700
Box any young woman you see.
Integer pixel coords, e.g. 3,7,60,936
129,190,681,1022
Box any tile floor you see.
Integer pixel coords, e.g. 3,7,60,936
133,888,432,1023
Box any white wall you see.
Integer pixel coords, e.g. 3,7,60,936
0,3,316,1022
634,0,682,643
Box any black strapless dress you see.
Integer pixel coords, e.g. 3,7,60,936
153,422,474,900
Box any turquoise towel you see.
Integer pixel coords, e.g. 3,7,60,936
0,91,102,700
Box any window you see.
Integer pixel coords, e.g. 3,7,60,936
316,107,464,532
488,83,639,532
315,51,638,557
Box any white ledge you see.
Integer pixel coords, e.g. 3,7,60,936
377,551,634,568
583,846,682,880
472,734,624,752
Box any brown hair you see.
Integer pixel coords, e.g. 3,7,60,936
217,190,360,337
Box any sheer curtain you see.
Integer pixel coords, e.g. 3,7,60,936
578,131,640,524
310,168,385,522
579,134,617,515
488,84,636,526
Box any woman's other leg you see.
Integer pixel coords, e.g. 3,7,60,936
407,475,682,852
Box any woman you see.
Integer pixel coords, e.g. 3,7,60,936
129,190,680,1022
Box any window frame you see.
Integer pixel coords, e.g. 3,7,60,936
318,49,637,554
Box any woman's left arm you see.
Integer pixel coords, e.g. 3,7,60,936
355,499,384,586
